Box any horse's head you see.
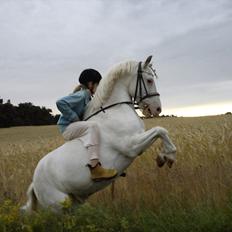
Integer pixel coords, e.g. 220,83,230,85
128,56,162,117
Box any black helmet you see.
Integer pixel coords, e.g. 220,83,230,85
79,69,102,86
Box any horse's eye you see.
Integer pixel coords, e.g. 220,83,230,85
147,79,153,84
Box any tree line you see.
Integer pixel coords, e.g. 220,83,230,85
0,99,59,128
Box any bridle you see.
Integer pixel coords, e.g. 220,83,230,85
84,62,160,121
134,62,160,105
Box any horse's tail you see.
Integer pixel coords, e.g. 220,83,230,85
20,183,37,214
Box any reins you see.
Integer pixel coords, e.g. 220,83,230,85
84,101,133,121
84,61,160,121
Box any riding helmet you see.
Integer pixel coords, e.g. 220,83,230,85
79,69,102,86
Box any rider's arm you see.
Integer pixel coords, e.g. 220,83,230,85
56,99,79,122
56,91,88,122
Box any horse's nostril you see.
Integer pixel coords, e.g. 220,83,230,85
157,107,161,113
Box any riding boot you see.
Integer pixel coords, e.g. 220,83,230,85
87,163,118,181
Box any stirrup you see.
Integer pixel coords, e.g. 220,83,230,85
120,172,126,177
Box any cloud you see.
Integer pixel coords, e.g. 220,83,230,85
0,0,231,115
155,19,232,110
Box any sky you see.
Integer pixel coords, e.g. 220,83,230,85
0,0,231,117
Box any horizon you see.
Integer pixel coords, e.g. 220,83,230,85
1,97,231,118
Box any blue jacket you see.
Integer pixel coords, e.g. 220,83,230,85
56,90,91,133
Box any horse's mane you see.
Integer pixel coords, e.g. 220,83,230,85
90,60,138,109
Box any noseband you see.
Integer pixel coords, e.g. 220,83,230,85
134,62,160,104
85,61,160,121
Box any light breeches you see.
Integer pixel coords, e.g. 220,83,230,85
62,121,99,160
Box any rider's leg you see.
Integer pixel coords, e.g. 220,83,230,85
62,121,117,180
87,145,99,167
63,121,100,165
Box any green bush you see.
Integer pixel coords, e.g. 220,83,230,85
0,199,232,232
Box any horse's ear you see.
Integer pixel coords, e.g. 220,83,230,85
143,55,153,68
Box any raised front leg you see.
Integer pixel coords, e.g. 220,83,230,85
122,126,176,168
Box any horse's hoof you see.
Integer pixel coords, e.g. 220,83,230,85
167,159,174,168
156,155,166,168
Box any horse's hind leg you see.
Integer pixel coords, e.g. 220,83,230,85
48,192,85,213
37,188,72,213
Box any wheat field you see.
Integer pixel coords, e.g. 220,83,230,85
0,115,231,211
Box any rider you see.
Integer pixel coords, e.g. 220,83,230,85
56,69,118,181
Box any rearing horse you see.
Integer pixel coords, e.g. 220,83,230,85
22,56,176,213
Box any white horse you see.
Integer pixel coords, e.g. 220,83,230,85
22,56,176,213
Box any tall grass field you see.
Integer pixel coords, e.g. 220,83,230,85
0,115,232,231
